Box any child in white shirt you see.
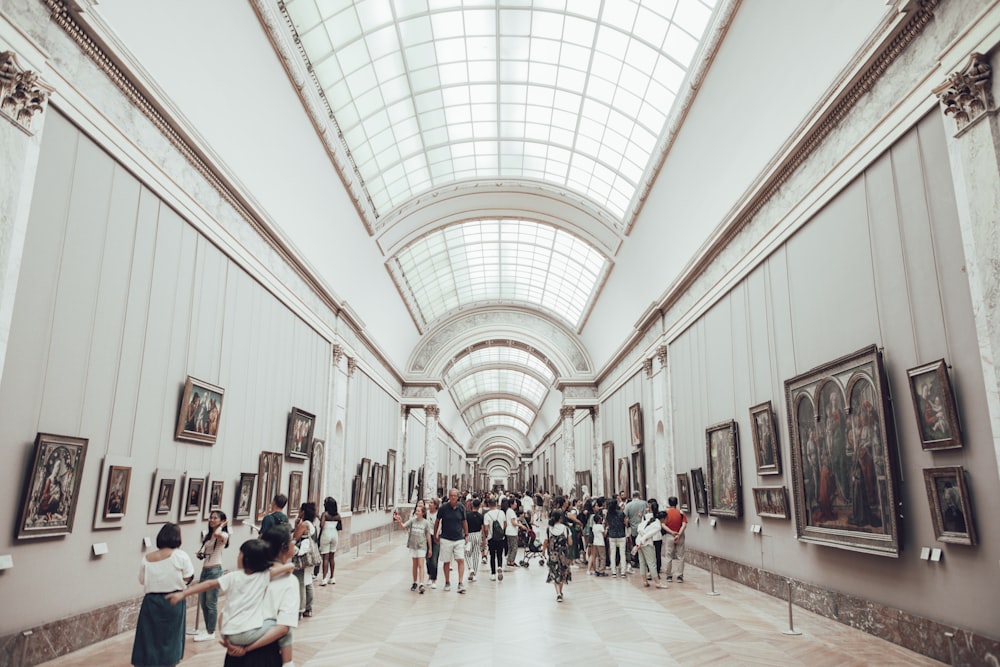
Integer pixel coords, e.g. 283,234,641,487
591,513,607,576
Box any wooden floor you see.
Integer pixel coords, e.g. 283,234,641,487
41,529,942,667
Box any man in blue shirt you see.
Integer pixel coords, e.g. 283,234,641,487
260,494,288,534
435,488,469,594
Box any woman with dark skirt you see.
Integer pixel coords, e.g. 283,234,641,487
131,523,194,667
543,509,572,602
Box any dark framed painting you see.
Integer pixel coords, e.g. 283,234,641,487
350,475,362,512
183,475,205,517
175,376,224,445
147,468,180,524
359,458,371,511
923,466,976,545
288,470,303,515
691,467,708,515
752,487,790,519
285,407,315,460
207,480,224,517
17,433,89,539
602,441,615,499
749,401,781,475
407,470,417,503
907,359,962,451
785,344,902,557
103,465,131,520
256,452,282,520
706,420,741,518
234,473,256,521
371,463,382,510
631,450,646,498
616,457,630,497
575,470,593,498
629,402,643,447
308,439,325,506
386,450,397,508
676,473,691,513
155,479,175,515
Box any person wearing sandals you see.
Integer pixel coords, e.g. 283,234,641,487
543,509,572,602
192,510,230,642
394,505,432,592
425,498,441,589
317,497,341,585
131,523,194,667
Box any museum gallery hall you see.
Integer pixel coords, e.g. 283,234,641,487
0,1,998,666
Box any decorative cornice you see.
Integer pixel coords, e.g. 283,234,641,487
0,50,54,133
590,405,599,418
332,344,343,365
933,52,993,133
657,345,668,368
424,405,440,419
643,358,654,378
560,405,576,420
347,357,357,377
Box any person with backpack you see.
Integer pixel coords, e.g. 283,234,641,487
291,502,318,617
481,497,507,581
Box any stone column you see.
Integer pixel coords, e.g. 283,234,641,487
398,406,410,502
656,345,673,497
933,52,1000,481
560,405,576,498
325,345,344,504
590,406,601,498
422,405,439,499
0,49,54,384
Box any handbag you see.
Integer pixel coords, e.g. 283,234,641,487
293,523,321,570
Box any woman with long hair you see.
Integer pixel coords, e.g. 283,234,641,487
605,498,628,577
192,510,229,642
393,504,433,593
292,502,317,617
318,497,341,585
425,498,441,588
543,510,572,602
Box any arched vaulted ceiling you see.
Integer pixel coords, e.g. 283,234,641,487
275,0,720,457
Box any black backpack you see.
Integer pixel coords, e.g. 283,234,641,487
489,512,504,542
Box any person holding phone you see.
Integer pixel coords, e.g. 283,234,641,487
192,510,230,642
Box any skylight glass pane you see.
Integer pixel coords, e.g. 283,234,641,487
285,0,719,220
446,345,556,384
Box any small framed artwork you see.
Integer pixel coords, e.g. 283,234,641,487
631,450,646,498
285,407,315,460
182,473,206,519
907,360,962,450
923,466,976,545
752,487,790,519
147,468,180,525
691,467,708,515
156,480,175,515
358,458,371,512
616,457,631,497
288,471,303,515
234,473,256,521
749,401,781,475
629,402,643,447
206,480,224,519
17,433,89,539
94,454,133,529
706,420,742,518
256,452,282,520
308,439,325,506
676,473,691,513
175,376,224,445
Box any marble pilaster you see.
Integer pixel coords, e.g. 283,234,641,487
560,405,576,498
398,406,409,503
422,405,439,499
590,406,600,498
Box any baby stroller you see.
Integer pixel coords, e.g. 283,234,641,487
518,523,545,567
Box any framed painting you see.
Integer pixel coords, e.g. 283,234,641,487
706,420,741,518
676,473,691,513
155,480,175,515
691,467,708,515
785,344,902,557
602,441,615,499
907,360,962,451
308,439,325,506
182,473,206,519
631,450,646,498
749,401,781,475
350,475,362,512
752,487,790,519
407,470,416,503
923,466,976,545
17,433,89,539
359,458,371,512
288,471,303,516
94,454,133,528
147,468,181,525
371,463,382,510
207,480,224,518
285,407,315,460
175,376,224,445
575,470,593,498
629,402,643,447
234,473,256,521
386,450,397,509
256,452,282,520
616,457,631,497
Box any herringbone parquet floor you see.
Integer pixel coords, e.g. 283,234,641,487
40,526,942,667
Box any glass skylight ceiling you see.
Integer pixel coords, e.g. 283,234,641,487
283,0,717,221
393,219,608,329
451,369,547,408
447,346,555,383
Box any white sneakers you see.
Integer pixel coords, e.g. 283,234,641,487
319,578,328,586
192,632,215,642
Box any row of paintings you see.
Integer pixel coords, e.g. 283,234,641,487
349,451,397,512
677,346,977,556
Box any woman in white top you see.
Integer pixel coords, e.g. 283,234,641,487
318,497,341,585
192,510,229,642
503,498,522,567
482,497,507,580
634,507,661,587
292,502,317,617
131,523,194,667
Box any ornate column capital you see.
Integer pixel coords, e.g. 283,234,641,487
589,405,599,418
332,344,343,365
657,345,668,368
934,52,993,133
424,405,440,419
559,405,576,420
346,357,357,377
0,51,54,134
643,357,654,378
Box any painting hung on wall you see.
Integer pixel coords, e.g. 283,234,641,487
308,440,325,506
690,467,708,515
17,433,89,539
155,479,175,515
370,463,381,511
923,466,976,545
208,481,224,516
183,474,205,518
749,401,781,475
234,473,256,521
350,475,362,512
256,452,282,520
358,458,371,512
630,450,646,498
616,457,630,497
676,473,691,513
629,402,643,447
175,376,224,445
907,360,962,451
408,470,417,503
575,470,593,498
752,487,790,519
103,465,131,520
147,468,181,524
386,450,397,509
706,420,741,518
288,471,303,516
602,441,615,499
285,407,315,460
785,344,901,557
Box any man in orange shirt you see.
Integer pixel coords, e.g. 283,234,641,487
662,496,687,583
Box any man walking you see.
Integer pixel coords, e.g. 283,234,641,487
435,488,469,593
